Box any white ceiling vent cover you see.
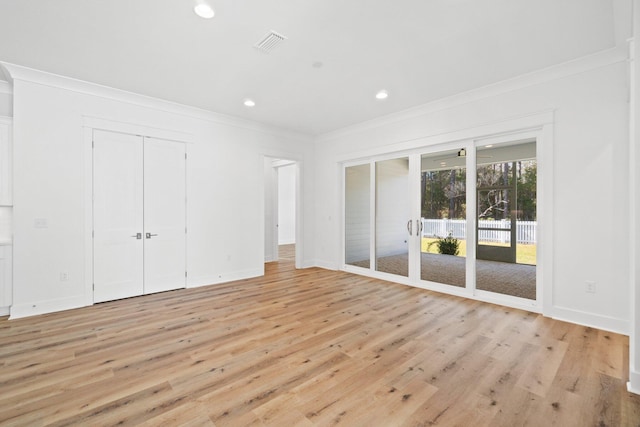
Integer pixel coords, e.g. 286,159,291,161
254,30,287,53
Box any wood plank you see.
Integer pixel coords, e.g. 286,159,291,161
0,255,637,425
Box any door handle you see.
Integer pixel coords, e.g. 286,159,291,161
418,219,423,236
146,233,158,239
407,220,413,236
131,233,142,239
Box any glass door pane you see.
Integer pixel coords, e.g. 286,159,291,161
477,187,516,263
345,164,371,268
419,150,466,287
476,142,537,300
376,158,410,277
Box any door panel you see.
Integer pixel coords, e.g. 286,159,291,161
143,138,186,294
476,142,537,300
345,164,371,268
93,130,144,302
419,149,466,288
375,158,410,277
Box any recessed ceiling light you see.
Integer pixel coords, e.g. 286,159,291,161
375,90,389,100
194,2,215,19
244,99,256,107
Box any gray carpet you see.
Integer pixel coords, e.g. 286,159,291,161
349,252,536,300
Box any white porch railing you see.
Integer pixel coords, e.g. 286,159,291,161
421,219,537,244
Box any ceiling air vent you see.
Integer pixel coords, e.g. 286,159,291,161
254,30,287,53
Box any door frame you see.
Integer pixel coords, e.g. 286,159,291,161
472,130,547,309
82,116,193,306
262,153,303,269
264,158,280,262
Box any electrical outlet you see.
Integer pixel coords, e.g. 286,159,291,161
585,281,596,293
60,272,69,281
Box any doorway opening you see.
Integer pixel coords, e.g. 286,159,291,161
264,157,298,265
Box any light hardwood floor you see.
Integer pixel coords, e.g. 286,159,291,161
1,257,639,426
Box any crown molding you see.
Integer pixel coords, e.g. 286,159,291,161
0,62,312,143
317,45,628,143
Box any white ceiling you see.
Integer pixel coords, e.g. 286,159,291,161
0,0,630,135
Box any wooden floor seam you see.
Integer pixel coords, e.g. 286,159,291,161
0,249,638,426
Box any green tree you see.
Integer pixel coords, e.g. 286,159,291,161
517,161,536,220
421,160,535,222
476,160,536,221
421,169,466,220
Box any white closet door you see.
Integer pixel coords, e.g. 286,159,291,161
143,138,186,294
93,130,144,302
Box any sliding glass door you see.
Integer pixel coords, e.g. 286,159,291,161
344,156,416,277
344,152,459,285
419,149,467,288
345,164,371,269
343,137,538,306
475,142,537,300
375,158,410,277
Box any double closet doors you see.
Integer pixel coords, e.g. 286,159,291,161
93,130,186,303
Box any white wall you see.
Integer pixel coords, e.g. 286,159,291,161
277,164,296,245
314,47,630,334
0,81,11,117
4,64,314,318
0,116,12,315
0,94,11,117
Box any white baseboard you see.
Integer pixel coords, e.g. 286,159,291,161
299,259,317,269
10,295,87,319
628,370,640,395
0,305,9,316
550,305,629,335
187,268,264,288
312,259,339,270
